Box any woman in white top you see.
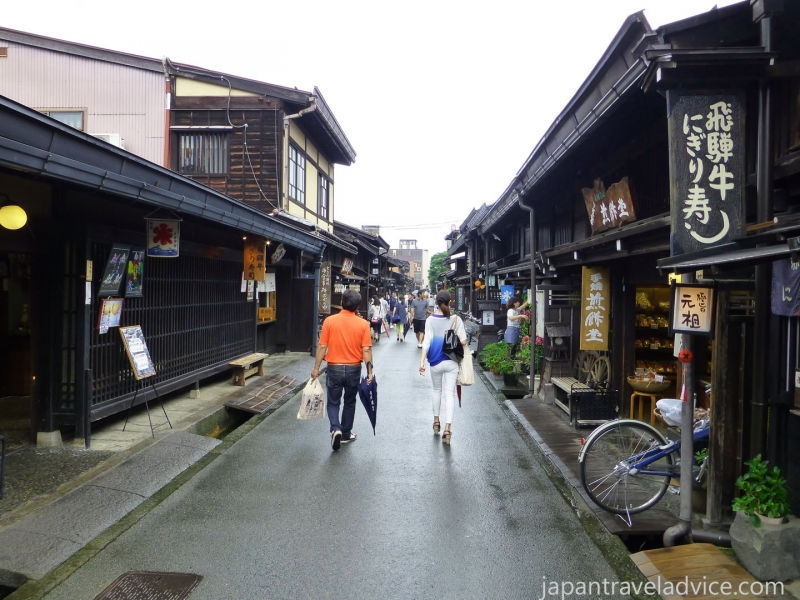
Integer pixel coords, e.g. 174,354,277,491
368,296,385,343
418,290,468,444
503,295,529,346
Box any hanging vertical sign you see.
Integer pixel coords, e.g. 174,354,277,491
670,283,715,336
667,92,745,256
580,266,610,351
145,218,181,257
319,261,332,314
243,238,266,281
771,257,800,317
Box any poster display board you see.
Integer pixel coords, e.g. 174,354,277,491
98,298,123,334
98,244,131,297
580,266,610,351
119,325,156,379
125,249,145,298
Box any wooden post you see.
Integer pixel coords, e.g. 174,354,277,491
706,288,738,526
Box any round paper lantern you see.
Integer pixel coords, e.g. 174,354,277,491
474,279,483,288
0,204,27,230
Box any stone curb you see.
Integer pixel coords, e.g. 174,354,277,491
475,365,662,600
5,375,312,600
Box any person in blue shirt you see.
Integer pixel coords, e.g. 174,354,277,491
418,290,467,444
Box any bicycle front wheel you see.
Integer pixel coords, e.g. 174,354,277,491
580,421,674,514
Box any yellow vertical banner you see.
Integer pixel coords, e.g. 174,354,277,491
243,237,266,281
580,266,610,351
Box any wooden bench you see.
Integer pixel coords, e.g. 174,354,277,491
550,376,616,426
229,353,269,386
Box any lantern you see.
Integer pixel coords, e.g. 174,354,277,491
0,203,27,230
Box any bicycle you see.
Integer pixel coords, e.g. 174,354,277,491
577,413,710,517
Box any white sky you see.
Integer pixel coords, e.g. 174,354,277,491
3,0,742,254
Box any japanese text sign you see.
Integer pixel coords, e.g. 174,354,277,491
580,266,610,351
581,177,637,234
772,258,800,317
667,92,745,255
319,261,332,315
145,218,180,258
670,284,715,336
243,238,266,281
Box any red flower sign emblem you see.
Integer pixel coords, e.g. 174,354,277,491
152,223,173,246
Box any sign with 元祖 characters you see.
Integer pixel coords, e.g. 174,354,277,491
580,266,610,351
670,284,715,336
581,177,637,234
667,92,745,256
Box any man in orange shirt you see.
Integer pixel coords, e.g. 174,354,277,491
311,289,373,450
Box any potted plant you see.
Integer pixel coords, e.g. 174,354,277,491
732,454,790,526
498,356,521,386
479,342,511,375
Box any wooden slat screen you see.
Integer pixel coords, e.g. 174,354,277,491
88,241,253,409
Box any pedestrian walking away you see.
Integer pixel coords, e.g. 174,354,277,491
390,291,408,341
368,295,385,344
418,290,468,445
409,290,430,348
311,289,374,450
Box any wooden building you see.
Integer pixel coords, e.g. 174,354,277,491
0,95,326,445
0,27,359,357
449,1,800,526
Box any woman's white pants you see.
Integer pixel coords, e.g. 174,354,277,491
430,359,459,424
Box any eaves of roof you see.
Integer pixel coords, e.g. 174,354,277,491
0,93,325,254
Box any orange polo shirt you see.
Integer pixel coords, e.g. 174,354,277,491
318,309,372,364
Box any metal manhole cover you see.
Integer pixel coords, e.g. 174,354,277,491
94,571,202,600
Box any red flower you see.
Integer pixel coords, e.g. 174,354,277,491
152,223,174,246
535,335,544,346
522,336,530,343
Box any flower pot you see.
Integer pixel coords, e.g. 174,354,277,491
503,373,519,387
756,513,787,526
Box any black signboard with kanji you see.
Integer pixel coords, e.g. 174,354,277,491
667,91,745,256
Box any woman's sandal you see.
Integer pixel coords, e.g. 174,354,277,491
433,420,441,435
442,430,452,445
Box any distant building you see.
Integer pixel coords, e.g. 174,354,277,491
389,239,428,289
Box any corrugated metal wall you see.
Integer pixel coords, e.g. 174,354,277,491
0,42,165,164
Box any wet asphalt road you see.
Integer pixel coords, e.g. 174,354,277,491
41,332,628,600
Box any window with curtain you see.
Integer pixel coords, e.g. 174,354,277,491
178,133,229,175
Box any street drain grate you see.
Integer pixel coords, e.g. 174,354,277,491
94,571,202,600
225,374,298,413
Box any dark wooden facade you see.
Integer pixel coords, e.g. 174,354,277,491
171,97,283,214
449,3,800,526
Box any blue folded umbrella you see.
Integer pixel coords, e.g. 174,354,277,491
357,376,378,435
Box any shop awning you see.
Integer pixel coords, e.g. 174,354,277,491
657,242,790,272
340,272,366,281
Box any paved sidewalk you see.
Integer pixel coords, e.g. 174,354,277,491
0,352,315,591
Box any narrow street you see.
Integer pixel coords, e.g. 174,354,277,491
38,334,628,600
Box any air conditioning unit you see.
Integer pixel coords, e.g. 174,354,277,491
90,133,125,149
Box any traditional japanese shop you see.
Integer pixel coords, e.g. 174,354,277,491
0,96,324,445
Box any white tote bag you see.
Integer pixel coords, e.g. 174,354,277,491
297,378,326,419
457,349,475,386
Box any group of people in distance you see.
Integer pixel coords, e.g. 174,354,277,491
311,288,468,449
